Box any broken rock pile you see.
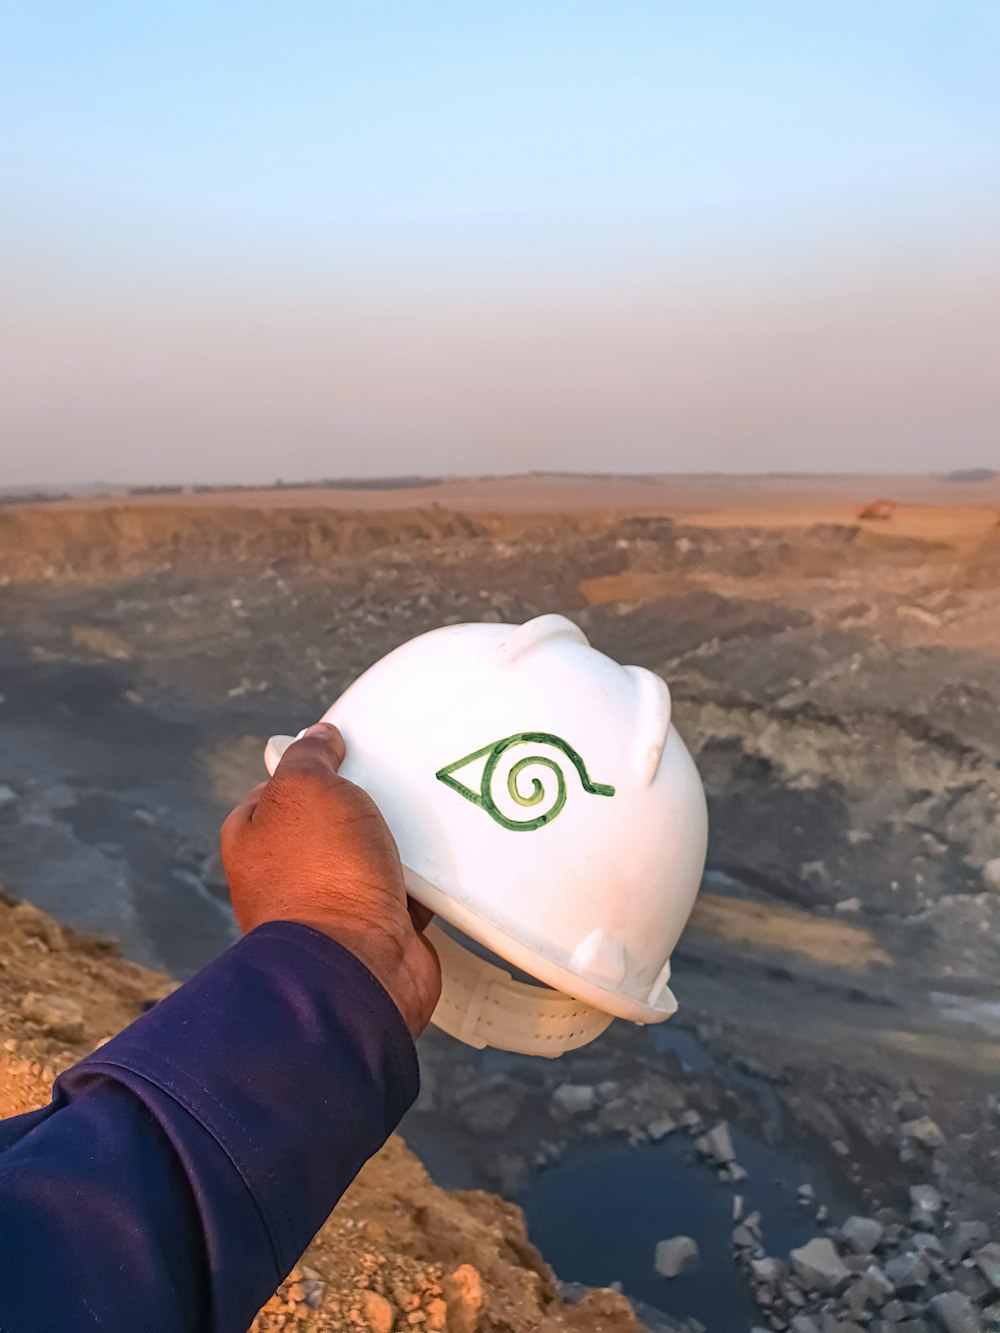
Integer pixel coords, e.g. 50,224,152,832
735,1186,998,1332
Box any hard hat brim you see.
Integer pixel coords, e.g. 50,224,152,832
404,864,678,1030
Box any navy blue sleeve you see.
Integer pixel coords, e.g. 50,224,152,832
0,921,419,1332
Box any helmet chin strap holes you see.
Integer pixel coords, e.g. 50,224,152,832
425,922,615,1056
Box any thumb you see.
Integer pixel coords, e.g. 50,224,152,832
272,722,347,782
265,721,343,775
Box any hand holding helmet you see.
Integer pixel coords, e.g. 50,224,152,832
221,722,441,1037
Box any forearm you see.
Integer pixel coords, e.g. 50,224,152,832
0,922,418,1332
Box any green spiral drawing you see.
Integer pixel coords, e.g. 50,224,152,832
435,731,616,831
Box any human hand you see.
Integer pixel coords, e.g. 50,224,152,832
220,723,441,1037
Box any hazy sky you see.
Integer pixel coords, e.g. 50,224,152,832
3,2,999,485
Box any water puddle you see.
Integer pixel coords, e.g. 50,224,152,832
519,1122,856,1331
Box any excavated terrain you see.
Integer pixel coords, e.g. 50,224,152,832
1,492,999,1331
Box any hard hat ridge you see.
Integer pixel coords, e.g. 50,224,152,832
624,663,672,786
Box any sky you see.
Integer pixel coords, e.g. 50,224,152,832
2,1,999,486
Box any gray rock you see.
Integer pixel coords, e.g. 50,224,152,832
901,1117,946,1150
732,1223,761,1252
798,1183,817,1204
835,896,862,913
300,1276,325,1310
927,1290,982,1332
884,1251,931,1295
910,1184,943,1211
680,1109,702,1132
910,1184,944,1228
648,1114,678,1141
0,783,17,807
910,1232,945,1256
551,1083,595,1116
724,1162,748,1182
783,1281,807,1307
485,1151,528,1195
945,1222,990,1264
458,1079,525,1133
789,1318,822,1333
19,991,84,1041
860,1264,896,1304
596,1096,633,1132
843,1279,870,1316
843,1264,895,1314
753,1282,774,1308
654,1235,700,1278
952,1266,992,1303
842,1216,884,1255
974,1242,1000,1291
11,901,66,952
790,1238,850,1293
695,1121,735,1165
982,858,1000,893
751,1257,784,1284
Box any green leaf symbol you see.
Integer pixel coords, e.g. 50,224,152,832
435,731,615,832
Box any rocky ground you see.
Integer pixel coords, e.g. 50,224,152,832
1,495,999,1331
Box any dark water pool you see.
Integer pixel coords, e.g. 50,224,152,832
519,1122,856,1331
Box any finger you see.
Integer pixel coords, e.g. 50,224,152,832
273,722,347,783
407,898,434,933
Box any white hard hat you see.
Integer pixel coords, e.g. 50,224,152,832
265,614,707,1058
